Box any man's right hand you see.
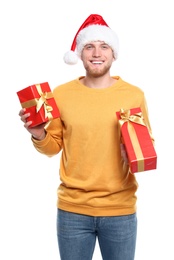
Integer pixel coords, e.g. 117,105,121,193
19,108,46,140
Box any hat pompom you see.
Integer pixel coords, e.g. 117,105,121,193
63,50,79,65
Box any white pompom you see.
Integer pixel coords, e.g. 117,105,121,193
63,50,79,65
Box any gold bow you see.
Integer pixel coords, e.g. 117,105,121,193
21,84,53,120
119,108,146,127
35,84,53,119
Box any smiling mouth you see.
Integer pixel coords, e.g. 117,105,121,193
91,61,103,64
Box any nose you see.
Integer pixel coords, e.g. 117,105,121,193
92,47,101,57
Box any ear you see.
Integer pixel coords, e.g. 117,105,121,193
79,51,83,61
112,50,116,60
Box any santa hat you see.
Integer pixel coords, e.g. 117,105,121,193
63,14,119,65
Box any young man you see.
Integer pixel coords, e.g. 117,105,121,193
19,14,154,260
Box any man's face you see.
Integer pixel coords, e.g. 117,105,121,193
81,41,115,77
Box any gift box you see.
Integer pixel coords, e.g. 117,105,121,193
17,82,60,127
116,107,157,173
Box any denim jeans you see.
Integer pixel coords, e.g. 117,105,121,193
57,209,137,260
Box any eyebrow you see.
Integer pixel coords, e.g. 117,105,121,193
84,42,110,47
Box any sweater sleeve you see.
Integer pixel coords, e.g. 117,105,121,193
32,117,63,157
140,94,155,144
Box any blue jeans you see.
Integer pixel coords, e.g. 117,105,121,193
57,209,137,260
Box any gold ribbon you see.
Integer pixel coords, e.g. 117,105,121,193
118,108,146,172
119,108,146,127
21,84,53,120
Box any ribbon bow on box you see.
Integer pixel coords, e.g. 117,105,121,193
17,82,60,127
35,84,53,120
21,84,53,120
119,108,146,127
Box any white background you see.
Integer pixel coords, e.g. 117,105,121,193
0,0,173,259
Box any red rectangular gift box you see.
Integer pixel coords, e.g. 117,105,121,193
116,107,157,173
17,82,60,127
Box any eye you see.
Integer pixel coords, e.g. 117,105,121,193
84,44,93,50
101,44,109,49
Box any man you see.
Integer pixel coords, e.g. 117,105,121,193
19,14,154,260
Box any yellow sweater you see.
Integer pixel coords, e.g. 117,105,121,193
32,76,152,216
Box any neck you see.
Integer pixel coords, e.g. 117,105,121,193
80,74,117,89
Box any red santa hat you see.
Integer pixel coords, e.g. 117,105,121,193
63,14,119,65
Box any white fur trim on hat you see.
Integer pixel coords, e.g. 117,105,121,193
76,24,119,60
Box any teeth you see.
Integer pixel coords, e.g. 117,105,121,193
92,61,103,64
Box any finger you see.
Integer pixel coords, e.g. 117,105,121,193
24,120,32,129
21,112,30,123
18,108,26,116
